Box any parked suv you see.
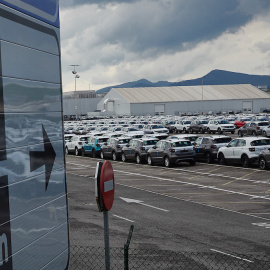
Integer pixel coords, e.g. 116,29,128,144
218,137,270,167
81,135,109,157
174,120,192,133
258,148,270,170
100,137,131,161
206,120,235,134
121,138,159,164
238,122,269,137
65,135,89,156
147,139,196,167
193,135,232,163
189,120,208,134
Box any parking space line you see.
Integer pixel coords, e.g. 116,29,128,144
113,215,135,223
210,249,253,263
223,171,257,186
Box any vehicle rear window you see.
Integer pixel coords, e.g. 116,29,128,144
143,140,158,145
213,138,232,144
200,121,208,124
183,121,191,124
152,125,164,129
80,137,88,141
218,120,230,124
251,139,270,146
258,122,269,126
172,141,191,147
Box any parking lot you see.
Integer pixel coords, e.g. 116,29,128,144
67,152,270,258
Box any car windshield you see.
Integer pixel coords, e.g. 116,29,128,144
172,141,191,147
183,121,191,124
200,121,208,124
119,139,130,144
129,128,138,131
218,120,230,124
98,138,108,143
214,138,231,144
185,136,197,142
143,140,158,145
251,139,270,146
80,137,88,141
258,122,269,126
151,125,164,129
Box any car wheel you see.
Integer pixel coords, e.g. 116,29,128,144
205,152,213,164
147,155,153,165
164,156,171,167
259,157,268,170
241,155,250,168
218,153,226,165
112,151,117,161
121,153,126,162
199,128,204,134
136,154,141,164
207,128,211,134
65,147,69,155
252,130,257,136
75,147,80,156
238,131,243,137
189,128,193,134
100,151,104,159
92,149,96,158
217,128,223,134
189,160,196,166
183,128,186,133
263,131,267,137
81,148,86,157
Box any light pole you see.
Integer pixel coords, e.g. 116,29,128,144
202,77,204,115
70,65,80,120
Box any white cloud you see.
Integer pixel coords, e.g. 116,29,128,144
60,1,270,92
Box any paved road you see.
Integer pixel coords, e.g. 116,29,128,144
66,155,270,261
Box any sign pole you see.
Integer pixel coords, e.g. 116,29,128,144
103,210,110,270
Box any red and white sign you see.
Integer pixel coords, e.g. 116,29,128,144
99,161,115,211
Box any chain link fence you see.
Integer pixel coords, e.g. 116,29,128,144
70,245,270,270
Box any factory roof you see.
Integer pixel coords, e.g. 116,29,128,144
112,84,270,103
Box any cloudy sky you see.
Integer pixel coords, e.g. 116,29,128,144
59,0,270,92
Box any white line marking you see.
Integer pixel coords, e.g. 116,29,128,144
210,249,254,263
113,215,135,223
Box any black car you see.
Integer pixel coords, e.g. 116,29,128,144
258,148,270,170
121,138,159,163
194,135,232,163
100,137,131,161
147,139,196,167
189,120,209,134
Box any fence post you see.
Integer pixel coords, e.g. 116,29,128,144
124,225,134,270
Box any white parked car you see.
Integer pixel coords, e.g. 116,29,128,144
143,124,169,134
262,125,270,137
65,135,89,156
217,137,270,167
207,120,235,134
174,120,192,133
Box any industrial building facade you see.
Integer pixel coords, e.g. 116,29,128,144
97,84,270,116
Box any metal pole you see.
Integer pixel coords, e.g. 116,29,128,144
202,77,204,115
75,76,77,120
103,210,110,270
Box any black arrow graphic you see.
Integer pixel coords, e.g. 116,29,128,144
30,124,56,190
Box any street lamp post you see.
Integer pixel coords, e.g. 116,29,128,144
70,65,80,120
202,77,204,115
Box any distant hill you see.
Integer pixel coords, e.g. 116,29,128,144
95,70,270,94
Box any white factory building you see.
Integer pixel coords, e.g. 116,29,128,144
97,84,270,116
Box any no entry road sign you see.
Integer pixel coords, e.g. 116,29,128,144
95,161,115,212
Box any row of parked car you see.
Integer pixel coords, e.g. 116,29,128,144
65,132,270,170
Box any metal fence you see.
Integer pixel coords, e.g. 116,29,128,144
70,245,270,270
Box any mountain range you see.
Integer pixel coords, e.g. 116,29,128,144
96,69,270,94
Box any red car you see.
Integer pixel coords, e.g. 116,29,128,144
234,118,252,128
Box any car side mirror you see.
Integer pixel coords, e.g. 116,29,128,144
153,146,157,149
104,142,107,146
126,143,129,147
